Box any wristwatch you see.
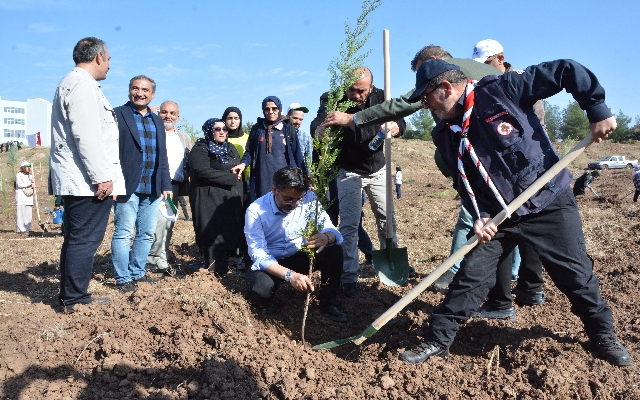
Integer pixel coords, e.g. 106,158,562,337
284,270,293,282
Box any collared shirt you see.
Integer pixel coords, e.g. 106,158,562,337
166,129,186,181
129,103,158,194
245,190,343,271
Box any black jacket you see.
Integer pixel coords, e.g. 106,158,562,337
311,88,406,175
114,103,172,196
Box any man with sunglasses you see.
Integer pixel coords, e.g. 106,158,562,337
244,167,347,322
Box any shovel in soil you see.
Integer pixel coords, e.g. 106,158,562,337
372,30,410,287
313,132,596,350
31,164,47,233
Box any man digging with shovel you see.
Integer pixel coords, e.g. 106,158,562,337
398,59,631,367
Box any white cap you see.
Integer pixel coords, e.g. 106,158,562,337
20,161,31,167
287,102,309,114
471,39,504,63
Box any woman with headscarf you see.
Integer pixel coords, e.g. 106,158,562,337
189,118,244,276
223,106,247,159
15,161,35,234
231,96,307,202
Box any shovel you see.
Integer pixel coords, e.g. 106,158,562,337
313,132,596,350
31,164,47,233
372,29,411,287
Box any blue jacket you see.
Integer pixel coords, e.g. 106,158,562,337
432,59,612,219
114,103,172,196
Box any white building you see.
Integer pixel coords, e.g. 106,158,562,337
1,96,52,147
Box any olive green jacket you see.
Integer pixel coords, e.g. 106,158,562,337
355,58,501,128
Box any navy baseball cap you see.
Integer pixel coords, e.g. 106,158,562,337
408,59,461,103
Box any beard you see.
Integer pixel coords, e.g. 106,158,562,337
164,121,176,130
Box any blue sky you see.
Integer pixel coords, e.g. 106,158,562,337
1,0,639,136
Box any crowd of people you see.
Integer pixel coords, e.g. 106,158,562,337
38,35,633,369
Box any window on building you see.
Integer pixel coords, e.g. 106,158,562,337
3,107,26,114
3,129,25,138
15,119,25,125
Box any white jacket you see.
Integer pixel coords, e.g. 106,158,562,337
15,172,34,206
49,67,125,196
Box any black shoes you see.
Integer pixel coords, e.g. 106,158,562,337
399,341,449,364
319,304,348,323
64,296,111,313
428,270,455,293
149,266,175,277
342,282,359,298
471,304,516,322
590,334,632,366
116,281,137,293
135,275,159,284
512,287,546,305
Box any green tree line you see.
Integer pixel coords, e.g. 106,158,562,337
405,101,640,143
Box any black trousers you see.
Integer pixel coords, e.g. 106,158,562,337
486,241,544,310
58,196,112,307
246,244,343,306
427,189,614,347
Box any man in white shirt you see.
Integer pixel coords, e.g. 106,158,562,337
147,100,192,276
49,37,125,312
245,167,347,322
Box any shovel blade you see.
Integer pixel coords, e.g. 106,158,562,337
372,240,410,286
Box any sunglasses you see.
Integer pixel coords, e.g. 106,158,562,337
213,126,228,132
263,107,279,113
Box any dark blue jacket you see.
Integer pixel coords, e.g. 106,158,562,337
114,102,172,196
432,59,612,219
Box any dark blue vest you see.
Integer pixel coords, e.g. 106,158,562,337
433,75,572,218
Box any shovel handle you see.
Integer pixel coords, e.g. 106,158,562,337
366,134,594,332
383,30,393,240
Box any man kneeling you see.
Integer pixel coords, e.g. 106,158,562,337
244,167,347,322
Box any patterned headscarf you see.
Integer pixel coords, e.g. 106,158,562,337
261,96,286,154
202,118,231,164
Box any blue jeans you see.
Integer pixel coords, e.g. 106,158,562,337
449,201,473,274
395,183,402,199
112,193,161,284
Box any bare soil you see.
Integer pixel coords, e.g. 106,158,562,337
0,140,639,399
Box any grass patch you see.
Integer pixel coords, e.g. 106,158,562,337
421,189,457,198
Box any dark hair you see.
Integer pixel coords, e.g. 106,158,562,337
410,45,452,71
73,37,106,64
424,69,467,91
129,75,157,93
273,167,309,192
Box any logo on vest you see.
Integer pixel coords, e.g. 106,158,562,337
497,122,514,136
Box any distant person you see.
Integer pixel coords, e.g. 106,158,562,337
633,165,640,202
394,165,402,199
573,169,600,196
231,96,307,202
146,100,192,276
15,161,34,234
50,37,124,312
112,75,172,292
244,167,347,322
287,103,312,163
189,118,244,277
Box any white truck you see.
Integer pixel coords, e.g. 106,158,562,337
587,155,638,170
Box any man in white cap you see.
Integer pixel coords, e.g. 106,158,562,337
287,103,312,163
471,39,509,72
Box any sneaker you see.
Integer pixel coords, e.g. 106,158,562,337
149,266,175,277
399,341,449,364
589,334,632,366
115,281,137,293
428,270,455,293
511,287,545,305
342,282,359,298
471,304,516,322
319,304,348,323
135,275,159,284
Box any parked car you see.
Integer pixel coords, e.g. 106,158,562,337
587,155,638,170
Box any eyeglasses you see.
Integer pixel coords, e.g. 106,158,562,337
277,190,305,204
263,107,279,113
484,55,498,65
420,84,441,106
213,126,228,132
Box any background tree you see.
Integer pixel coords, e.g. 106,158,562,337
608,110,633,142
543,100,562,142
560,101,590,141
242,121,254,136
179,118,203,142
406,108,435,140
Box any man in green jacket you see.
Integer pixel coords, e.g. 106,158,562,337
320,45,500,129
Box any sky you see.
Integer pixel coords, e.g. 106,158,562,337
1,0,640,137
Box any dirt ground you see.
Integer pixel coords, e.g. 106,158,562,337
0,140,639,399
